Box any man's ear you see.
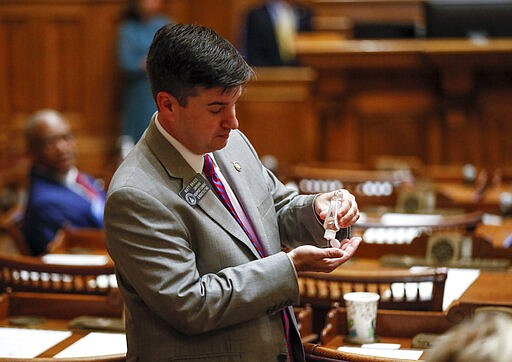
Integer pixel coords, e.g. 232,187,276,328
156,92,178,116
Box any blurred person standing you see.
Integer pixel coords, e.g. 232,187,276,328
117,0,172,145
22,109,106,256
243,0,312,66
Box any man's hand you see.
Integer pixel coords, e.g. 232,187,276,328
314,189,360,228
287,237,362,273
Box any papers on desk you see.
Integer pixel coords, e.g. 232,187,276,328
338,345,424,360
54,332,126,358
0,327,72,358
441,267,480,310
409,267,480,311
42,253,109,265
380,213,443,226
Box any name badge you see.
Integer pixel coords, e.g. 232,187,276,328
179,174,210,206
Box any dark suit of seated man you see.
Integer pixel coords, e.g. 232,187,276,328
22,109,106,256
243,0,312,66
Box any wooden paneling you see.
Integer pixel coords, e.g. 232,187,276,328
308,0,423,24
237,67,319,176
0,0,266,180
306,0,424,34
2,1,512,181
0,1,122,177
296,36,512,171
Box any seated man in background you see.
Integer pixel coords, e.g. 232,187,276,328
242,0,312,66
22,109,106,256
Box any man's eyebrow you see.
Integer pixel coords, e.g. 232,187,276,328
206,101,228,106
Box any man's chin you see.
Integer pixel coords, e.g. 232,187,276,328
56,163,75,174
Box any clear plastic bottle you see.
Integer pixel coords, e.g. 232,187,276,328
323,190,343,247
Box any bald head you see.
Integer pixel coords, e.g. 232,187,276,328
25,109,76,174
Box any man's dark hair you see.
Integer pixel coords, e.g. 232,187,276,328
147,23,254,106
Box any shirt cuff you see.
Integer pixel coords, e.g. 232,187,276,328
285,252,298,279
312,193,324,226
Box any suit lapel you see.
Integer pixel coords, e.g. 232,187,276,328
214,150,272,257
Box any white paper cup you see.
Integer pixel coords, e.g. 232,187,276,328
344,292,380,344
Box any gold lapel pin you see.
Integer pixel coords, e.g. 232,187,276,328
233,161,242,172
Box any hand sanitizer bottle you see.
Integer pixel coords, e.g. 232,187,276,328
324,190,343,248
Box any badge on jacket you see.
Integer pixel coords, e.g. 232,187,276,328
179,174,210,206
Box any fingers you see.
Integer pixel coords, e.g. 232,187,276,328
315,189,360,226
339,237,362,258
288,237,362,273
337,191,360,227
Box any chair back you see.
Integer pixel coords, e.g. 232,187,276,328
0,252,116,296
299,267,447,312
354,211,483,247
0,204,29,255
49,227,107,254
287,164,410,209
294,304,319,343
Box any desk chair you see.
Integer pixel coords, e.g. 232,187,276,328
354,210,483,248
49,227,107,255
319,305,455,356
304,342,420,362
0,203,29,255
373,232,511,270
0,252,116,296
286,163,411,209
298,268,447,342
294,303,319,343
299,268,447,312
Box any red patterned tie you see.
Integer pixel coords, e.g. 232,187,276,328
203,154,293,361
203,154,267,257
76,173,100,200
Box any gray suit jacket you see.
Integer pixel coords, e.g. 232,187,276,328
105,118,325,361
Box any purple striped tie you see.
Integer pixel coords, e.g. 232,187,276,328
203,154,293,361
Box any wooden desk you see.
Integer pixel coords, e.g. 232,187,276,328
476,217,512,249
446,271,512,323
295,36,512,171
316,262,512,359
335,258,512,321
435,182,512,215
0,292,125,360
321,307,455,360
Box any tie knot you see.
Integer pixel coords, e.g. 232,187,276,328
203,154,214,176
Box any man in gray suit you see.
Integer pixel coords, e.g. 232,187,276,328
104,23,361,362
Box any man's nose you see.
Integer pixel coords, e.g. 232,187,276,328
54,137,73,152
225,107,239,129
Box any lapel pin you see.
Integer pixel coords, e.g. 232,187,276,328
233,161,242,172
